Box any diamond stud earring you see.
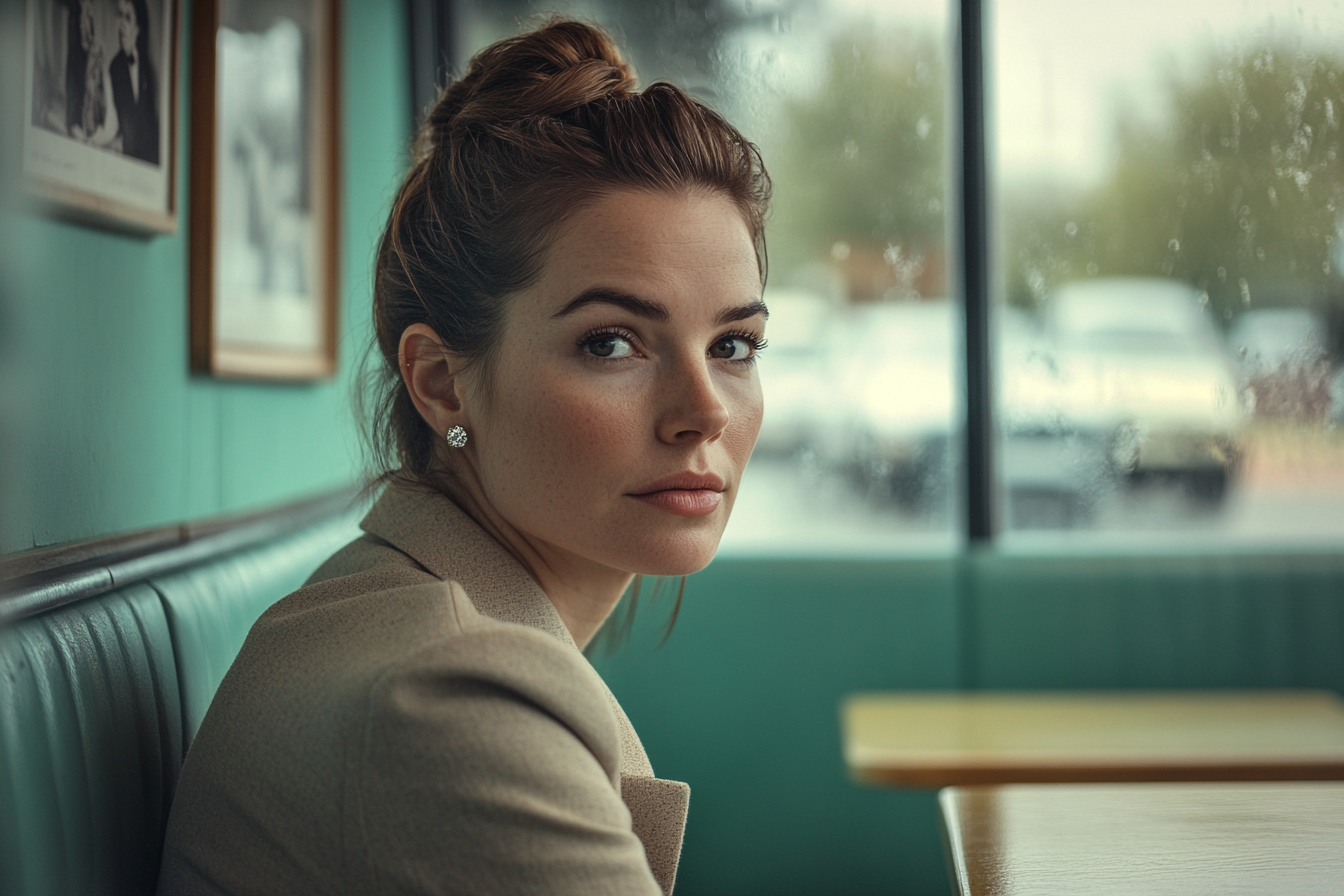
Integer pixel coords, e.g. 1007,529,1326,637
445,425,468,448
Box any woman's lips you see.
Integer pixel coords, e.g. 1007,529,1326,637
631,489,723,517
630,473,726,517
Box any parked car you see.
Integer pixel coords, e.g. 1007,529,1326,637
828,299,1119,523
753,289,841,456
998,307,1119,527
830,300,957,512
1039,278,1249,503
1228,308,1333,421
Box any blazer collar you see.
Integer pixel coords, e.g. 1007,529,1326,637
359,480,660,781
359,481,578,650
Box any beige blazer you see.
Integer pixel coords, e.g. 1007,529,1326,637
158,482,689,895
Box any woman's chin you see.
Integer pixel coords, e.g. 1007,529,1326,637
621,531,724,577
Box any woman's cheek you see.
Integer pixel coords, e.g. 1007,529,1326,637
726,375,765,443
530,377,645,469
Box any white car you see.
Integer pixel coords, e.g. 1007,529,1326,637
1039,278,1249,502
753,289,844,456
1228,308,1333,421
831,301,957,512
998,307,1119,526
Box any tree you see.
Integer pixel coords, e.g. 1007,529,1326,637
1004,31,1344,341
766,25,947,301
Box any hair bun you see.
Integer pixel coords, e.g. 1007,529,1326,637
429,19,635,143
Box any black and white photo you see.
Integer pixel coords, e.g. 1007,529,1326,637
23,0,177,231
190,0,339,380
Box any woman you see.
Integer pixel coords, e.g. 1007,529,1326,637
71,0,107,143
158,19,770,896
109,0,159,163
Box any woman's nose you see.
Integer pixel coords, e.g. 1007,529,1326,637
656,357,731,445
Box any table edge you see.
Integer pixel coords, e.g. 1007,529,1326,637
850,761,1344,788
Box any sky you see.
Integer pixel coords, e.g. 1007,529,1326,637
992,0,1344,184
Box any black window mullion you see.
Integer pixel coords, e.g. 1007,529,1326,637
957,0,995,542
407,0,461,129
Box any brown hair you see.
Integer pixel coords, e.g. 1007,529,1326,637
360,18,771,486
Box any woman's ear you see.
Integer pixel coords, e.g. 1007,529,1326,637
399,323,468,437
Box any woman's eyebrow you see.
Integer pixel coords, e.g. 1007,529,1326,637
717,301,769,325
552,289,670,321
552,290,768,325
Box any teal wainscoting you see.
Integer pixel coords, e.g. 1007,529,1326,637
595,549,1344,896
969,550,1344,691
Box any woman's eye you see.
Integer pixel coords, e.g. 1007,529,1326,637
709,335,756,361
585,333,635,359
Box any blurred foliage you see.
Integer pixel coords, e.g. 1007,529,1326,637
766,25,946,298
1004,33,1344,339
464,0,782,99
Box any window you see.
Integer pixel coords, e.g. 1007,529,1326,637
994,0,1344,545
434,0,1344,550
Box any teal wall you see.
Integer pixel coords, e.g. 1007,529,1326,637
593,549,1344,896
1,0,409,554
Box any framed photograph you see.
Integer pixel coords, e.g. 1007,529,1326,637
23,0,180,233
189,0,340,380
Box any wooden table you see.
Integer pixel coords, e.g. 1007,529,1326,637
842,690,1344,787
940,782,1344,896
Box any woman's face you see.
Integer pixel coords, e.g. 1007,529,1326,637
462,189,765,577
118,0,138,56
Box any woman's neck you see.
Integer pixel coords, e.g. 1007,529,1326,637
438,474,634,650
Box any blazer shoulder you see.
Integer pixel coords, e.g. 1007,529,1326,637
350,621,655,895
305,531,430,586
373,619,624,777
256,533,446,623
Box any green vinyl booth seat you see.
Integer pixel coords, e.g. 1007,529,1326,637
5,504,1343,896
0,511,361,896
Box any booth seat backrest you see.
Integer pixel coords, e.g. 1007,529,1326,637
0,512,361,896
153,513,362,745
0,584,181,896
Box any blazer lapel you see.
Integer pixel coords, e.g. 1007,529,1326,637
621,775,690,896
361,483,689,893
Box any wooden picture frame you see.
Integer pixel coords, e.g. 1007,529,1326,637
23,0,181,234
189,0,340,380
